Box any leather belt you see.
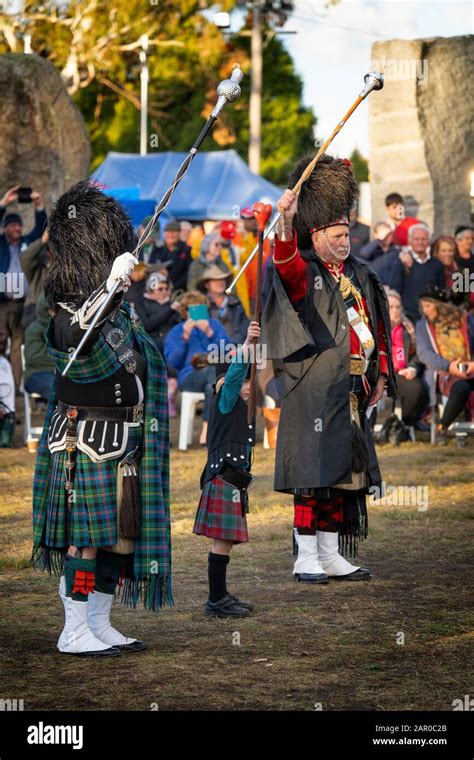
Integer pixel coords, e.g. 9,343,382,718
57,400,144,423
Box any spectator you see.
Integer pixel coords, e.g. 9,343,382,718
387,290,425,427
432,235,458,288
164,291,231,445
358,222,400,285
135,272,182,417
180,221,192,245
123,262,149,308
455,225,474,261
20,229,52,329
384,191,420,247
385,192,405,229
187,233,230,292
196,265,249,344
137,215,161,264
416,285,474,443
390,224,445,322
0,185,47,388
348,203,370,256
151,220,192,291
23,293,55,401
0,321,15,447
454,226,474,311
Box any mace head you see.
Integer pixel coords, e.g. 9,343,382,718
359,71,384,99
212,65,244,117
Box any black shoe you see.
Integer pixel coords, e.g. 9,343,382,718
294,572,329,584
330,568,371,581
117,639,147,652
227,592,255,612
204,595,250,618
73,646,122,657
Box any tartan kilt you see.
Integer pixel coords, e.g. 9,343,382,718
193,475,249,544
44,424,142,549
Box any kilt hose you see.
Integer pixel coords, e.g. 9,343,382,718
193,476,249,544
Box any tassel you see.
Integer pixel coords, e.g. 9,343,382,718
352,421,369,473
119,463,141,539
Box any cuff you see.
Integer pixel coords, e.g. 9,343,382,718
273,235,298,264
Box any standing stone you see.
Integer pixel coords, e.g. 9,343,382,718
369,36,473,235
0,53,90,222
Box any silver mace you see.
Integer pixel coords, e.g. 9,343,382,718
225,71,384,295
62,65,244,377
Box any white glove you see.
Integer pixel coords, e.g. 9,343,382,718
106,252,138,292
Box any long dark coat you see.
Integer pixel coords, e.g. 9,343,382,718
261,250,396,494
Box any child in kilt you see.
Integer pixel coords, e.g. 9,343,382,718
193,320,260,618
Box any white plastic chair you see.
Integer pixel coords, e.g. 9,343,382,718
178,391,205,450
21,344,43,443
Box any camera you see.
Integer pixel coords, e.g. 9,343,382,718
17,187,32,203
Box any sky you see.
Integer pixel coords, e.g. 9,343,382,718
226,0,473,160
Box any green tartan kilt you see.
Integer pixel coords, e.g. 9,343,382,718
45,424,143,549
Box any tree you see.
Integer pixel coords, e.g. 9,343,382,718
0,0,317,184
350,148,369,183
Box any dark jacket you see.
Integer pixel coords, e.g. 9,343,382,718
390,256,445,323
20,238,51,328
261,251,396,493
0,205,47,297
150,241,192,291
349,221,370,257
23,293,55,385
358,240,401,286
134,297,181,354
208,295,249,345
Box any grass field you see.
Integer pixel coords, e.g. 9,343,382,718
0,411,473,712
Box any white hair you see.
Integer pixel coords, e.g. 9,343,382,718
408,223,430,242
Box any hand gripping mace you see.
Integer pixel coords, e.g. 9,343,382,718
225,71,384,295
62,66,244,377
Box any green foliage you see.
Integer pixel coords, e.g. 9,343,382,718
1,0,317,184
350,147,369,183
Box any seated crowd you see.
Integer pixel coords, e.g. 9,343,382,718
1,181,473,447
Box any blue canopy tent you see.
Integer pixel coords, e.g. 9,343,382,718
92,149,282,227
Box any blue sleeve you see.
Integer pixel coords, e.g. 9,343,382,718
415,319,450,372
389,259,404,294
25,209,47,244
358,240,379,261
164,324,188,370
218,357,250,414
208,319,232,348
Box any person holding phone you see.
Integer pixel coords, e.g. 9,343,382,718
0,185,47,387
193,321,260,618
164,291,231,445
416,286,474,443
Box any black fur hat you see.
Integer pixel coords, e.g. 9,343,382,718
288,154,358,250
44,180,134,308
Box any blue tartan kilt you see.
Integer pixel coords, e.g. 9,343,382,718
45,425,143,549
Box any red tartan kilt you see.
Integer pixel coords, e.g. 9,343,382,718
193,476,249,544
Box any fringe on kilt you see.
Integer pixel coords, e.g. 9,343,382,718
31,545,173,612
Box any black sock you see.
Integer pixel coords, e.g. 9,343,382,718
208,552,230,603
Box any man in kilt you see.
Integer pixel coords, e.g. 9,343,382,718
31,181,172,656
261,155,396,584
193,320,260,618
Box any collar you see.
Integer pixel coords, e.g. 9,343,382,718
411,248,431,264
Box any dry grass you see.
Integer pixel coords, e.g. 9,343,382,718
0,411,473,711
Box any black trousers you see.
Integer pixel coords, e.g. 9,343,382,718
440,378,474,428
396,374,425,426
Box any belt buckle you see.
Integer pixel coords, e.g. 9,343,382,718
132,403,144,423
